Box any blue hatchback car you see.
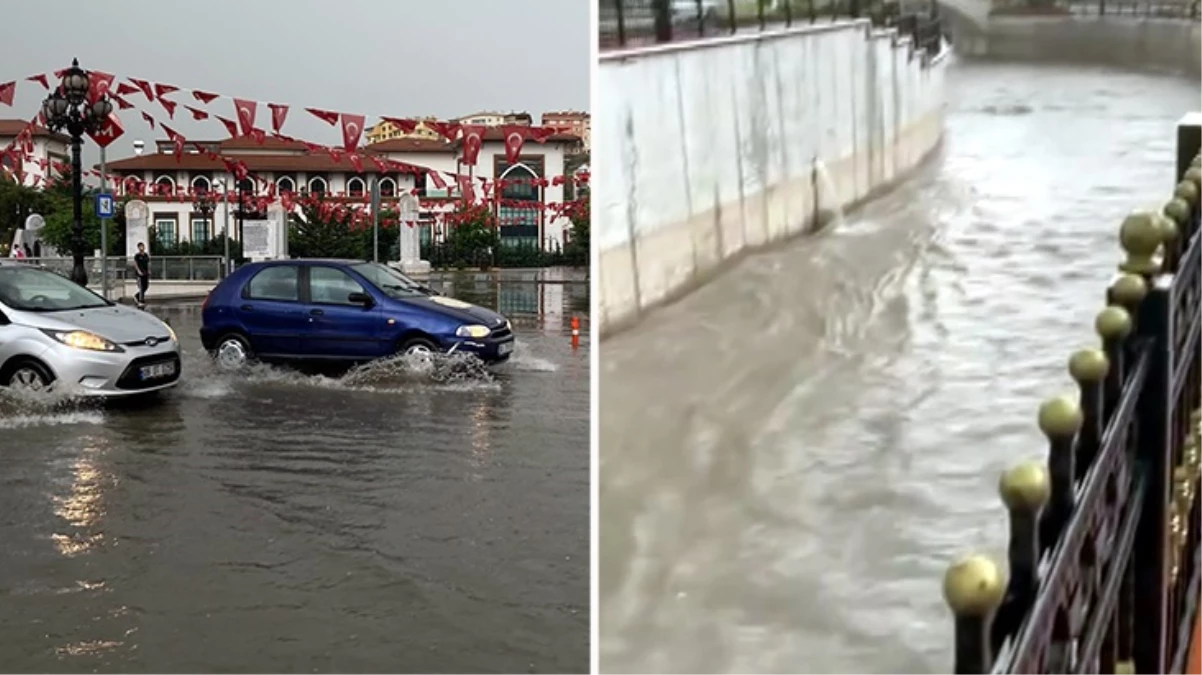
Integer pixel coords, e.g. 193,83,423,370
199,259,515,368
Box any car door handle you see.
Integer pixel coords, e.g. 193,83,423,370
240,304,253,311
310,308,324,316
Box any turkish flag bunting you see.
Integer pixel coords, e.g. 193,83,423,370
115,82,139,96
86,71,114,104
340,113,365,152
161,124,185,161
501,125,528,165
153,83,179,99
457,175,476,203
233,99,257,135
0,82,14,107
426,121,461,142
427,171,446,190
250,128,267,145
141,111,156,129
215,115,239,138
87,113,125,149
185,105,208,120
158,97,177,119
192,90,219,104
328,147,343,164
528,126,558,143
302,141,324,154
349,153,363,174
112,95,133,110
461,126,485,165
369,155,389,173
268,103,289,133
127,78,154,101
26,74,48,90
31,175,40,187
381,117,419,134
306,107,340,125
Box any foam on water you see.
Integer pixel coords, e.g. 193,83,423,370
505,343,560,372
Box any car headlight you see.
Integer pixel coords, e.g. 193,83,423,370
166,324,178,344
456,324,491,339
45,330,123,352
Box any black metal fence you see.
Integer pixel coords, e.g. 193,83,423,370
943,114,1202,674
599,0,944,56
988,0,1199,18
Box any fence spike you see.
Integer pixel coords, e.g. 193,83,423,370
1038,395,1082,550
1000,460,1050,619
1069,348,1109,475
1173,179,1199,206
943,554,1006,674
1118,210,1163,275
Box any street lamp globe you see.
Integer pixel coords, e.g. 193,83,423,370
90,98,113,120
60,60,90,104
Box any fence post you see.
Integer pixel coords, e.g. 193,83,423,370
1118,210,1173,675
615,0,627,45
943,554,1006,673
652,0,672,41
758,0,767,29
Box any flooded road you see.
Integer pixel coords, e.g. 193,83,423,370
598,62,1199,673
0,276,590,674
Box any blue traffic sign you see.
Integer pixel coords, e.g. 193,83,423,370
95,192,115,219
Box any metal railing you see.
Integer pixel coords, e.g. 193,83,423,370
943,115,1202,673
600,0,944,53
17,256,226,283
989,0,1199,17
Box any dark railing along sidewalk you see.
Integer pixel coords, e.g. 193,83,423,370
989,0,1200,19
943,114,1202,674
599,0,944,57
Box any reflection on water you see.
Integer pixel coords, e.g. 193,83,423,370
599,62,1199,673
0,277,590,674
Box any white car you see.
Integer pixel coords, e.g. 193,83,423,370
0,261,180,396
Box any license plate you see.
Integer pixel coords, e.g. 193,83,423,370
497,342,514,356
139,362,176,380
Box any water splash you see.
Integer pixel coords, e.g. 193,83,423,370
0,388,105,429
812,158,847,234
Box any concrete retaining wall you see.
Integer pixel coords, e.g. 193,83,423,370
596,22,950,337
948,14,1202,76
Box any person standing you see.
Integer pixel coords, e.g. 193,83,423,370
134,242,150,308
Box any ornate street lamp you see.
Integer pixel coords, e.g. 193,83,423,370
192,187,216,243
41,58,114,286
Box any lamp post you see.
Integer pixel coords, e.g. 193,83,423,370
41,58,114,287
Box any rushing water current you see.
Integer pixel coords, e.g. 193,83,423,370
0,277,590,673
599,61,1199,673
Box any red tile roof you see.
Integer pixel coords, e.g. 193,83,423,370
97,150,420,174
0,119,71,143
363,137,455,153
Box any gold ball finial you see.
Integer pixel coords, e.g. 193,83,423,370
1110,273,1147,306
999,460,1051,512
1118,210,1163,274
943,554,1006,617
1069,348,1109,383
1039,394,1083,438
1155,212,1180,243
1096,305,1133,341
1185,167,1202,190
1164,197,1191,225
1174,180,1199,206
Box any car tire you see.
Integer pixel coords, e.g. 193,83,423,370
397,336,440,359
213,333,254,371
2,358,55,393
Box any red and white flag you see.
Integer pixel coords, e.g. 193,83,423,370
340,113,365,152
461,125,485,165
502,125,528,165
233,98,257,135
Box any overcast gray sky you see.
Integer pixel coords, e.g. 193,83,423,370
1,0,589,164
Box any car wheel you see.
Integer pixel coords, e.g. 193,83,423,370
3,359,54,393
213,334,254,371
397,337,440,359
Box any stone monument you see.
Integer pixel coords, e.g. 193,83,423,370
396,193,430,275
124,200,149,258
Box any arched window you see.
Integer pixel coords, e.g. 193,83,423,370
237,177,255,195
497,164,539,248
154,175,176,195
191,175,211,194
123,175,142,195
308,176,327,195
277,176,296,194
346,177,365,198
378,177,396,197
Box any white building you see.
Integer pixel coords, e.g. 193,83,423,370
99,130,582,252
0,119,70,188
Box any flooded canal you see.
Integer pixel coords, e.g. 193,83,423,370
0,273,590,674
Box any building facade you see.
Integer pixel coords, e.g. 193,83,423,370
0,120,70,188
542,111,590,152
98,131,581,254
364,117,442,144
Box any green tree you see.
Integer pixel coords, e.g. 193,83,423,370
0,175,47,251
36,169,123,256
288,194,369,259
565,193,590,267
444,203,500,269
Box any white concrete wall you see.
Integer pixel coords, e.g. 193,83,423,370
596,21,949,336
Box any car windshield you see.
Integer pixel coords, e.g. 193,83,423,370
350,263,432,298
0,265,111,312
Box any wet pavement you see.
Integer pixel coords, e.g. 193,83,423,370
598,62,1199,673
0,277,590,674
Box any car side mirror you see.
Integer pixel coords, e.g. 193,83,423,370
347,292,374,307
